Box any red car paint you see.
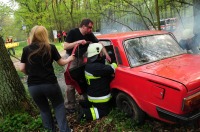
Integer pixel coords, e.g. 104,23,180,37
97,31,200,123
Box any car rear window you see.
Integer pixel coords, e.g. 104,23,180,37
124,34,185,67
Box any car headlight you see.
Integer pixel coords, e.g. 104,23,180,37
182,91,200,111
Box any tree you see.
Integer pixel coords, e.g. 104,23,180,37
0,2,13,37
155,0,161,30
0,3,33,117
0,36,32,117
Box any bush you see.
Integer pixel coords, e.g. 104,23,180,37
0,113,46,132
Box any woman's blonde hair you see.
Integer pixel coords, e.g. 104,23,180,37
28,25,51,63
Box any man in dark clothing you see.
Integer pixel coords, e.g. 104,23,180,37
63,18,111,113
179,29,194,53
179,29,200,54
57,32,62,43
77,43,117,122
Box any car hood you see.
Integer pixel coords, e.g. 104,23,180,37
139,54,200,91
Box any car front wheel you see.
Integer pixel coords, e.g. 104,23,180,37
116,92,145,123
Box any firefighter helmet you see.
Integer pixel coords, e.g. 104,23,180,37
87,43,103,62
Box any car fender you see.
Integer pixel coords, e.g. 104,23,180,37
110,85,145,112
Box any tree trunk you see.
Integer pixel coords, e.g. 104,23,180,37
155,0,161,30
164,0,167,18
0,36,32,117
193,0,200,34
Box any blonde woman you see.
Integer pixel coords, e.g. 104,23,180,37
20,25,74,132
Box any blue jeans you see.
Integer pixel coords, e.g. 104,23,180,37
29,83,70,132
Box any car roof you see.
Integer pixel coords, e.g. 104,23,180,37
97,30,169,40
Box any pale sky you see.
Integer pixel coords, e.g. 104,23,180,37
0,0,11,4
0,0,18,10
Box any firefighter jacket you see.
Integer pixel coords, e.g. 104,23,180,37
85,61,117,103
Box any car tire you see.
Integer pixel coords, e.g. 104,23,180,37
116,92,145,124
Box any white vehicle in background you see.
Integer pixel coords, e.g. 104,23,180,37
149,18,178,32
93,32,102,36
162,18,178,31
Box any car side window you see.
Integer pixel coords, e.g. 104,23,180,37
99,40,117,63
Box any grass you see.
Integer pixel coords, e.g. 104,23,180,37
54,42,65,51
12,41,64,59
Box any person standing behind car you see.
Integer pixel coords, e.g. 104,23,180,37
20,25,74,132
63,18,111,114
62,31,67,41
57,32,62,43
179,29,200,54
6,37,15,55
76,43,117,122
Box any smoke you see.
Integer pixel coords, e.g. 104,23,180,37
169,5,200,54
100,16,147,34
173,17,194,41
99,4,200,54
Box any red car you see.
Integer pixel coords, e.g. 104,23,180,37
65,30,200,124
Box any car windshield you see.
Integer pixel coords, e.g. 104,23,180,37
124,34,185,67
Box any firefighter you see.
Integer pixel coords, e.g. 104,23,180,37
77,43,117,122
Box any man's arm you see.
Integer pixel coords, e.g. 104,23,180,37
63,41,77,50
63,40,87,50
99,43,111,62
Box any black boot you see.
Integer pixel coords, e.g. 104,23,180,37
76,106,85,123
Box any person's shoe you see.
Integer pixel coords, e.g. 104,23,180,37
76,106,84,123
66,108,76,114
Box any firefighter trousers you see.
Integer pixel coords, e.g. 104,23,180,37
80,100,111,121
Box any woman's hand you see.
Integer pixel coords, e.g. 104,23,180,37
68,54,75,62
57,54,75,66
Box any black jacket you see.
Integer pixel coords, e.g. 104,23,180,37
85,61,115,97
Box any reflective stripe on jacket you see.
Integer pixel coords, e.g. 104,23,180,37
88,93,112,103
85,71,100,85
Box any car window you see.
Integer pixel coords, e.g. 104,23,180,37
99,40,112,46
124,34,185,67
99,40,117,63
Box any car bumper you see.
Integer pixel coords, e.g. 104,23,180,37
156,107,200,123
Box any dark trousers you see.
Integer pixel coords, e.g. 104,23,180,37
63,36,66,41
58,38,62,43
28,83,70,132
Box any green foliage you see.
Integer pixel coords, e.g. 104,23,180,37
53,42,64,51
53,61,65,76
0,3,14,37
0,113,46,132
88,109,152,131
17,70,25,79
12,41,63,60
1,0,197,40
13,41,27,58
